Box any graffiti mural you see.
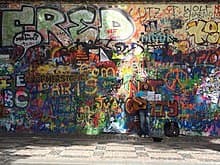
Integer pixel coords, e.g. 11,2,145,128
0,1,219,136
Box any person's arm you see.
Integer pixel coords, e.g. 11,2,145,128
133,97,146,105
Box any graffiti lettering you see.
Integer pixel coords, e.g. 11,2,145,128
85,78,97,95
187,20,220,44
15,90,28,108
68,6,97,41
3,89,28,108
2,6,34,46
16,74,26,87
51,83,71,96
0,76,12,89
99,8,134,40
13,31,42,61
150,100,178,117
26,73,85,84
129,7,160,23
37,7,71,46
184,5,213,20
214,5,220,18
140,31,178,45
2,6,135,47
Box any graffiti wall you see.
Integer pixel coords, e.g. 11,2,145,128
0,1,219,136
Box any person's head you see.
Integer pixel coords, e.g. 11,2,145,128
142,83,148,90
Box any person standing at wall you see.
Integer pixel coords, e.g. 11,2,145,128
133,83,150,137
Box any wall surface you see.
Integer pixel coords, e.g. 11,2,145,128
0,1,219,136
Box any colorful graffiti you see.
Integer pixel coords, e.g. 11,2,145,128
0,2,219,136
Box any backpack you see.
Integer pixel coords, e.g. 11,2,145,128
164,120,180,137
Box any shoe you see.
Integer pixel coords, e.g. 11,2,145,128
144,134,149,138
138,133,143,137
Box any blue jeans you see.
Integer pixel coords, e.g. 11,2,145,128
139,109,149,136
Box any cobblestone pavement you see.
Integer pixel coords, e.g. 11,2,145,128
0,133,220,165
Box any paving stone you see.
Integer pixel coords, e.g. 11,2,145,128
136,152,149,157
144,146,177,152
65,145,96,150
210,139,220,144
106,142,124,146
106,145,135,151
2,149,17,154
191,153,220,161
179,153,195,159
0,139,30,143
198,148,220,153
34,140,65,145
148,152,183,160
167,144,184,150
48,150,63,155
93,151,104,157
60,150,93,157
95,145,106,150
0,134,220,165
24,145,57,150
178,149,218,154
0,143,20,149
134,146,145,151
13,149,51,156
104,151,137,158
